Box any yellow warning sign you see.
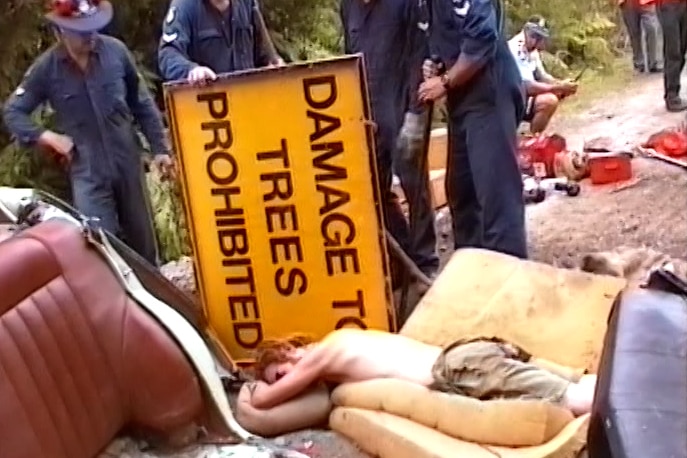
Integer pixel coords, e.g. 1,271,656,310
164,55,395,362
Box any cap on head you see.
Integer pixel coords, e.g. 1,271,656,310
46,0,113,33
524,14,550,40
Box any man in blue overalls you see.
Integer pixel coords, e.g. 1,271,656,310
3,0,172,265
158,0,283,84
340,0,438,276
418,0,527,259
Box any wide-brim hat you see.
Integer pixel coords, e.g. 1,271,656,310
45,0,113,33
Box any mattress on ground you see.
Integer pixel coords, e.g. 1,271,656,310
331,379,576,447
329,249,621,457
588,289,687,458
331,407,589,458
401,248,627,372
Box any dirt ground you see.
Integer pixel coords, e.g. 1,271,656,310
121,73,686,458
526,72,687,264
435,72,687,266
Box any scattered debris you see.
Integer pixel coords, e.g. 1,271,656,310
161,256,197,294
99,438,288,458
609,177,643,193
638,147,687,170
642,129,687,158
518,134,589,182
523,176,581,204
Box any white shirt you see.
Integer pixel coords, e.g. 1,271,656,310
507,32,552,83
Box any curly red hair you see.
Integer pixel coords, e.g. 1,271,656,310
253,334,315,382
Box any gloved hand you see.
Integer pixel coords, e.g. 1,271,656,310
396,111,427,163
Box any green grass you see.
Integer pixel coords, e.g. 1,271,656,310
556,58,634,116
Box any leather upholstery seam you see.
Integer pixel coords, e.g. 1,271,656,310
24,231,127,405
40,284,106,437
0,330,47,456
1,315,71,457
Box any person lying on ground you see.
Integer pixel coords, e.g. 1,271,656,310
243,329,596,417
508,16,578,134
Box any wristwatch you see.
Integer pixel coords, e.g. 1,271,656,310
440,73,451,89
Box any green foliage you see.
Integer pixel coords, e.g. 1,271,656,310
146,170,192,263
0,107,71,199
262,0,341,60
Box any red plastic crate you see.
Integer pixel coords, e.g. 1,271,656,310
589,153,633,185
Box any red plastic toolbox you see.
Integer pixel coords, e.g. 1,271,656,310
588,152,633,185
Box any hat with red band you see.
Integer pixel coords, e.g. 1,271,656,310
46,0,113,33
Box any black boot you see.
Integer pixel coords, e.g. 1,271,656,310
666,97,687,112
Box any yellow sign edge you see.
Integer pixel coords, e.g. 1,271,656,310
163,54,397,355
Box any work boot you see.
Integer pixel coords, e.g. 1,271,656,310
649,65,663,73
666,97,687,112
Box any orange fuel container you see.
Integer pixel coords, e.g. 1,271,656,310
589,152,633,185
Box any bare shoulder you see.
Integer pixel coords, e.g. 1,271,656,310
323,328,372,343
325,328,418,346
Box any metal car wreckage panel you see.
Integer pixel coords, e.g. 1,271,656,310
0,187,310,458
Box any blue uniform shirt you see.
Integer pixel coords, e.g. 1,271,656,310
340,0,429,149
2,35,170,180
430,0,522,110
158,0,268,81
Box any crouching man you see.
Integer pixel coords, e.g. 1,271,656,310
238,329,596,432
508,16,578,134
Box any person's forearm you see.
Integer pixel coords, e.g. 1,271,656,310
237,383,331,436
135,99,172,155
524,80,557,96
248,380,279,409
539,73,558,85
444,55,486,89
158,47,197,82
3,106,45,147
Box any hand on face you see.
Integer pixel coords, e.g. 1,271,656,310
263,361,295,384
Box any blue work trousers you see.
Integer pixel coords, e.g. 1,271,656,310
445,96,527,259
72,165,159,266
393,140,439,275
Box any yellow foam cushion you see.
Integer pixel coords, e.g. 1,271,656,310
331,379,574,447
401,248,626,372
330,407,589,458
